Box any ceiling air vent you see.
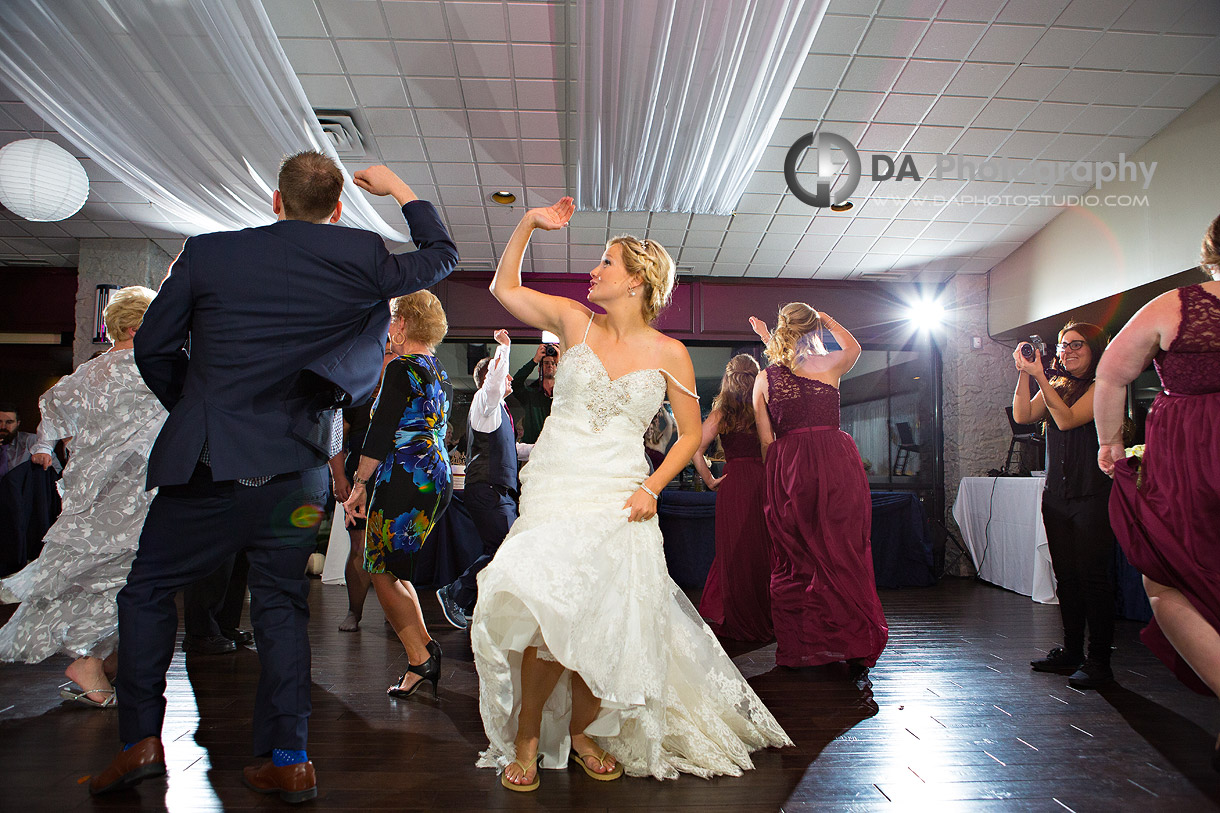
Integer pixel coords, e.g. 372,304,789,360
314,110,366,158
858,270,906,280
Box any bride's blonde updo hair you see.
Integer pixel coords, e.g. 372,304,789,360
764,302,828,369
607,235,675,324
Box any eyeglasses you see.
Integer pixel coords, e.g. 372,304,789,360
1056,340,1086,353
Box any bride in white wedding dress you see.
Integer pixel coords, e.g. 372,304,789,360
471,198,791,791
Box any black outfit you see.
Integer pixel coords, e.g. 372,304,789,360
183,551,250,639
450,404,518,611
1041,416,1117,666
341,404,373,531
509,360,553,444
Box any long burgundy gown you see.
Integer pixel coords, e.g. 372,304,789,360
762,363,888,668
698,429,774,642
1110,283,1220,695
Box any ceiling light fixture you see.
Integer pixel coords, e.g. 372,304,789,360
829,201,853,212
490,191,516,205
0,139,90,222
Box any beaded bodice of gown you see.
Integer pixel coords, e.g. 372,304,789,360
764,363,841,434
1155,283,1220,395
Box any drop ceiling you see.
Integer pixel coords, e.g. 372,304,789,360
1,0,1218,283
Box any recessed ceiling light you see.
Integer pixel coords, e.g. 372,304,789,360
490,191,516,205
829,201,853,212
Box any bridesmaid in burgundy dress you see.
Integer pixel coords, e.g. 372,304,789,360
1096,216,1220,764
693,354,773,642
752,304,887,678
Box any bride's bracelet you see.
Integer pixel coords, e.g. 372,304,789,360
640,483,658,500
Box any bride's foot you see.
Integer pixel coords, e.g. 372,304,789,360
339,612,361,632
64,656,114,705
503,737,540,789
569,731,622,779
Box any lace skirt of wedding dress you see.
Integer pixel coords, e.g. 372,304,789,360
0,455,154,662
471,471,792,780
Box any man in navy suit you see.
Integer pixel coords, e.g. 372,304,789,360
89,153,458,803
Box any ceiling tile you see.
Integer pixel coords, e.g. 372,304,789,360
1092,71,1171,106
858,122,917,151
319,0,389,37
840,57,908,91
335,40,399,76
351,75,410,106
519,112,563,139
877,0,943,19
473,137,521,164
395,41,459,77
384,1,450,40
1058,104,1127,135
1149,73,1220,107
943,62,1015,96
906,125,964,152
996,0,1072,24
891,60,961,95
1077,32,1159,70
1055,0,1132,29
445,1,508,41
785,88,833,119
913,21,988,60
970,24,1045,64
873,93,937,123
298,74,358,107
1023,27,1103,68
453,42,513,77
262,0,327,37
1045,68,1122,103
794,54,853,89
973,98,1036,129
460,78,514,108
507,2,565,43
808,15,870,55
825,90,887,119
521,137,563,163
996,66,1068,100
1119,106,1184,137
939,0,1008,22
1168,0,1220,35
413,108,469,138
468,110,518,139
364,106,422,136
1114,0,1191,32
279,39,344,74
923,94,988,126
511,44,561,79
858,17,930,58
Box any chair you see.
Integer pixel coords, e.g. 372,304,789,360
892,422,920,476
1002,406,1044,475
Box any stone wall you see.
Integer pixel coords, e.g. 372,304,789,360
74,239,173,368
940,273,1016,575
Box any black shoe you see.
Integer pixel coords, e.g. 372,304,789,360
182,634,237,655
1030,646,1083,674
221,628,254,646
427,639,442,660
436,584,469,630
1068,660,1114,690
387,653,441,699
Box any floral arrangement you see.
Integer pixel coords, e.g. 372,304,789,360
1124,444,1145,459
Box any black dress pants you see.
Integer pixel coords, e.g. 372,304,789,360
1041,489,1117,663
116,462,328,754
450,481,517,611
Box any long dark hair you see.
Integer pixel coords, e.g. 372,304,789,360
711,354,760,433
1048,321,1107,406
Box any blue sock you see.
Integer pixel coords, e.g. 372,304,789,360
272,748,308,767
122,742,138,751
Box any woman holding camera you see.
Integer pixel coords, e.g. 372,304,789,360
1012,322,1118,689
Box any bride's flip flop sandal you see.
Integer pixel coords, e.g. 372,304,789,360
500,753,542,791
570,748,623,781
59,684,117,708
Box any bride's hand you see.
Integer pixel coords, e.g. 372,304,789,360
528,197,575,231
623,488,658,522
748,316,771,343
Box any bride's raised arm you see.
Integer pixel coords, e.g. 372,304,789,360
490,197,588,344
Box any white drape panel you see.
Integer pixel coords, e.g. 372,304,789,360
0,0,409,241
574,0,826,215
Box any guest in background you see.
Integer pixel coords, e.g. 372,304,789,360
0,403,37,477
1096,218,1220,752
1014,321,1118,690
436,329,518,631
753,304,887,680
343,290,451,699
510,343,559,443
181,555,251,654
0,286,166,708
693,353,772,642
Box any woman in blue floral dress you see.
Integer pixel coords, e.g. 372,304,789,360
344,290,452,699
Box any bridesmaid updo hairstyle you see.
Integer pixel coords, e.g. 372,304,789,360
607,235,675,324
390,289,448,352
712,354,761,433
764,302,828,369
103,285,156,343
1201,213,1220,280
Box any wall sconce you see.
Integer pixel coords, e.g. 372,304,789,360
94,284,119,343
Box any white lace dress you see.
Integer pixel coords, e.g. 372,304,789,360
0,349,166,662
471,339,792,780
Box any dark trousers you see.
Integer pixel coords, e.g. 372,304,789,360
184,551,250,637
450,481,517,610
116,462,328,754
1042,489,1117,663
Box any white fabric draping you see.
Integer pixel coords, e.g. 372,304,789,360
574,0,826,215
0,0,409,241
953,476,1058,605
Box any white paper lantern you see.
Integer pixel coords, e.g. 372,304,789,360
0,138,90,222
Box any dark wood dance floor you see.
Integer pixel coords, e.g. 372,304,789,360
2,577,1218,811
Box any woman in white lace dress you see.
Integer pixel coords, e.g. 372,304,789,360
472,198,791,791
0,286,166,707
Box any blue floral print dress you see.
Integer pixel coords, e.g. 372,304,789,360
362,354,453,580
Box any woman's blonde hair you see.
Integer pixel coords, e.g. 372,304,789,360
1202,213,1220,281
390,289,448,351
711,354,760,434
764,302,827,369
103,285,156,343
606,235,675,324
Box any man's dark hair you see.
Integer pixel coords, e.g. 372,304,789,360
278,151,344,222
0,401,19,419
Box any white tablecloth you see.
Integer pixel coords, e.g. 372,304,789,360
953,476,1057,604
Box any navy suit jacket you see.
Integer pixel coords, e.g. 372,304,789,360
135,200,458,488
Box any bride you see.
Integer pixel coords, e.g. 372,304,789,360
471,197,791,791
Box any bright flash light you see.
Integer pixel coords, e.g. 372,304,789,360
906,299,945,330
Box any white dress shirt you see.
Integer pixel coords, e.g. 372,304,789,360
469,343,512,433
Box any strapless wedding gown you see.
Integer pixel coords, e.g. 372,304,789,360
471,340,791,780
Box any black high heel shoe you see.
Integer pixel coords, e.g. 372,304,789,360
388,650,441,699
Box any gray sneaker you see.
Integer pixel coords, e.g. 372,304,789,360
436,583,469,630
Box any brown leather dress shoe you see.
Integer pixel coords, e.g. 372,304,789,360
243,759,318,804
88,736,166,795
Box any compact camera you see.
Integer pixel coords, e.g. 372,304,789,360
1019,334,1046,363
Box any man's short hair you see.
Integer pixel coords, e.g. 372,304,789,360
0,401,18,420
278,151,344,221
473,356,492,389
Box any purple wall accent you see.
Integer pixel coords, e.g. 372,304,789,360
435,271,933,347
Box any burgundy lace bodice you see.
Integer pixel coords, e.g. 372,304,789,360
764,363,841,436
719,429,761,460
1155,284,1220,395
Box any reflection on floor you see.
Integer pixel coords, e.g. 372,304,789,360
1,578,1217,811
